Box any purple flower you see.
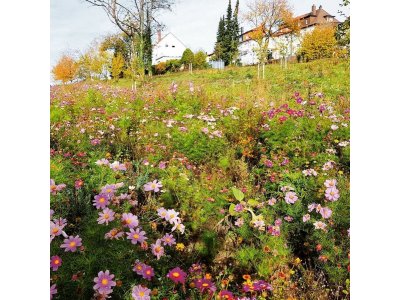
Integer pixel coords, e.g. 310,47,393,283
319,207,333,219
195,278,216,293
219,290,234,299
50,221,63,237
50,284,57,299
101,184,116,196
110,161,126,171
158,161,166,169
167,267,187,284
324,179,337,188
93,194,110,210
142,265,155,281
121,213,139,228
285,192,298,204
161,233,176,246
132,285,151,300
105,228,124,240
127,228,147,244
50,255,62,271
60,235,82,252
235,218,244,227
151,239,165,260
75,179,84,189
234,204,244,212
253,280,272,291
143,180,162,192
303,214,311,222
97,208,115,225
93,270,116,294
325,187,340,201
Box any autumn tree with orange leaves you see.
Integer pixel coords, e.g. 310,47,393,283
52,55,79,83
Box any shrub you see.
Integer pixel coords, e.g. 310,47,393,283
299,25,338,61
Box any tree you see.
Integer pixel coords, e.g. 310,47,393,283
243,0,291,64
336,0,350,50
193,51,208,69
299,25,338,61
231,0,240,64
180,48,194,67
213,16,226,61
111,52,125,79
52,55,79,83
84,0,175,76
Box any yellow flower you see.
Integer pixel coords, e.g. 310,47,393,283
338,170,343,175
176,243,185,251
205,273,212,280
294,257,301,265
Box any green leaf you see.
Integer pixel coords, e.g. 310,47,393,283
229,204,238,216
232,187,244,201
247,199,259,207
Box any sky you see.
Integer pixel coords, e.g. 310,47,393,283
50,0,349,67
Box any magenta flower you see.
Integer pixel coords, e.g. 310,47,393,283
132,285,151,300
151,239,165,260
97,208,115,225
161,233,176,246
127,228,147,244
285,191,298,204
93,270,116,294
219,290,234,299
93,194,110,210
195,278,216,293
60,235,82,252
167,267,187,284
50,284,57,299
143,180,162,192
319,207,333,219
325,187,340,201
142,265,155,280
75,179,84,189
121,213,139,228
50,255,62,271
253,280,272,291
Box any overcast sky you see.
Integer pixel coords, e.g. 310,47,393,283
51,0,349,66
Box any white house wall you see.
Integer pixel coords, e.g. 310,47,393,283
152,33,186,65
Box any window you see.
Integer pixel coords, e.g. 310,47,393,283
165,44,168,47
172,45,175,48
305,19,308,25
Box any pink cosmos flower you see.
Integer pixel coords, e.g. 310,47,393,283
50,255,62,271
325,187,340,201
167,267,187,284
50,179,66,195
303,214,311,222
133,260,147,275
60,235,82,252
219,290,235,300
101,184,116,196
93,194,110,210
314,221,327,230
268,198,277,206
319,207,333,219
105,228,124,240
324,179,337,188
127,228,147,244
157,207,168,219
75,179,84,189
121,213,139,228
50,221,63,237
96,158,109,166
93,270,116,295
142,265,155,281
151,239,165,260
285,191,298,204
165,209,179,223
97,208,115,225
235,218,244,227
132,285,151,300
143,180,162,192
50,284,57,299
161,233,176,246
171,220,185,234
158,161,166,169
110,161,127,171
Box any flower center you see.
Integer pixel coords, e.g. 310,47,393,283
202,283,209,287
139,292,145,296
99,198,105,203
101,278,108,285
52,228,59,234
104,214,109,219
133,234,139,239
54,259,59,264
69,241,76,247
172,272,180,278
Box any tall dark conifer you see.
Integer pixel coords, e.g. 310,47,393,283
214,16,226,60
222,0,233,64
231,0,240,63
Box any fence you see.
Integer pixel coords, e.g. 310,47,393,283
209,60,225,70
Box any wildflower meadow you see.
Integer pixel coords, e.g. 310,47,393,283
50,59,350,299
